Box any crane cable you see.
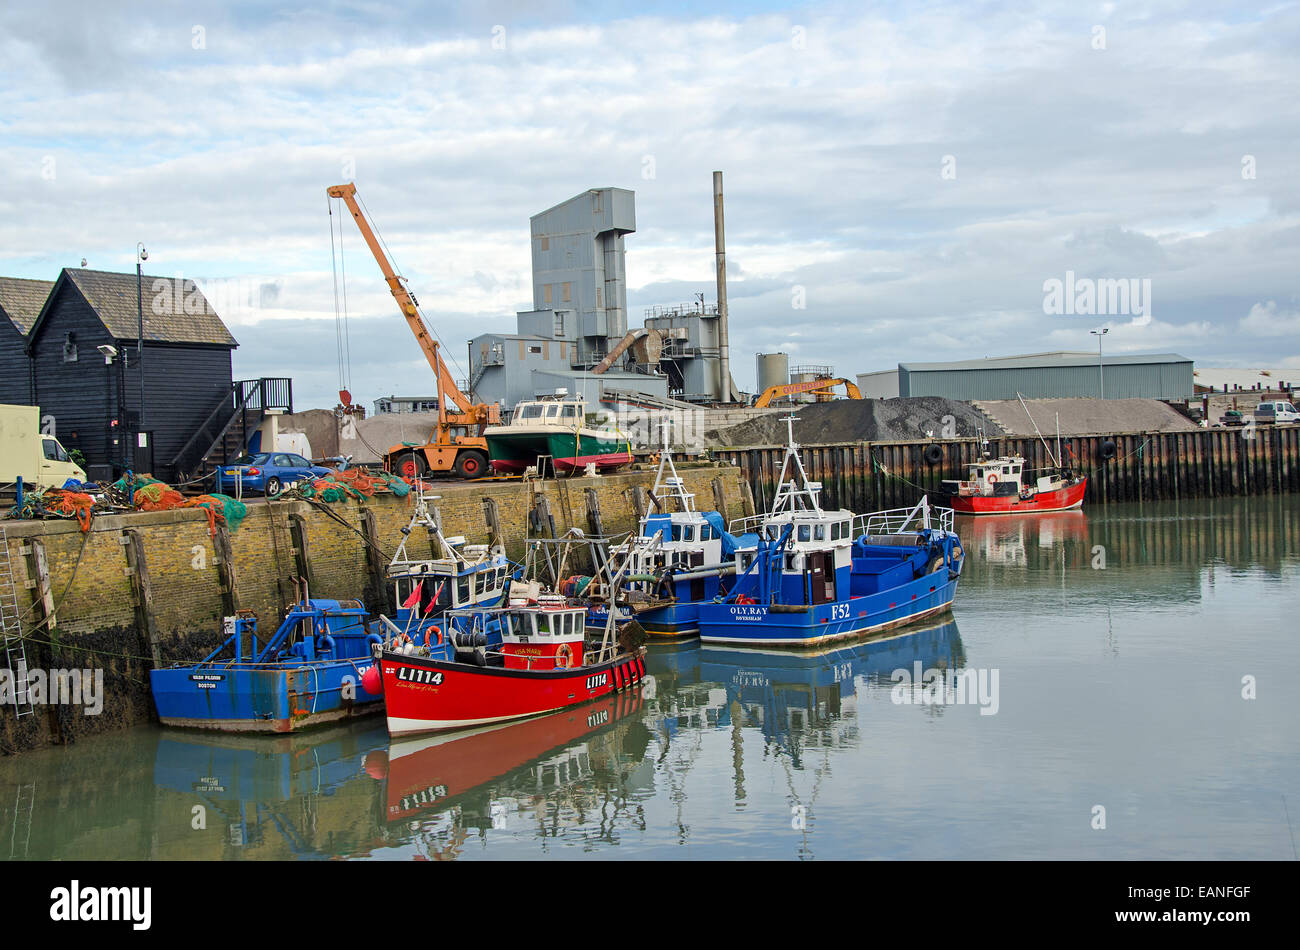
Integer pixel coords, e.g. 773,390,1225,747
354,190,469,387
327,196,354,404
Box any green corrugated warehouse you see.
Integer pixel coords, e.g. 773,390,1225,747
898,351,1193,401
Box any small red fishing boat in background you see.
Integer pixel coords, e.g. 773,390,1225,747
942,454,1086,515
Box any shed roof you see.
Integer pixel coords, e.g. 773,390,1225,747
0,277,55,334
31,268,238,347
900,351,1191,372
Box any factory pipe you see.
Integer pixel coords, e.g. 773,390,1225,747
713,171,734,403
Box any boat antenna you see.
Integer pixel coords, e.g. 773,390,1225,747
1016,391,1058,468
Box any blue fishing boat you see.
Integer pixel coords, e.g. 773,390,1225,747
587,434,748,637
150,596,385,733
382,488,513,652
695,420,964,648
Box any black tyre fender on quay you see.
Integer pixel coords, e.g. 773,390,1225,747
1100,439,1117,461
923,444,944,466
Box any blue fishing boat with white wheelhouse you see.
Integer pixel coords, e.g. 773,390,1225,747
696,419,964,648
595,433,741,637
150,595,385,733
382,488,513,653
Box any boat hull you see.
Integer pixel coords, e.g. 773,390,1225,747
487,430,632,474
378,648,648,737
948,477,1086,515
696,572,959,648
151,661,383,733
383,688,645,820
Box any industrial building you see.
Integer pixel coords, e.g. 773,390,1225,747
896,351,1194,401
467,176,740,411
373,394,439,414
854,369,900,399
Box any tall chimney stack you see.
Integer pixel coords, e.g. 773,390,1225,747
713,170,733,403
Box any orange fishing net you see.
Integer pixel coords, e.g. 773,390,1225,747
45,490,96,531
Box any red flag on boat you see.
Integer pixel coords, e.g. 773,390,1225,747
423,583,445,615
402,582,423,609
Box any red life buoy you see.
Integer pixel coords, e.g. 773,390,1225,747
988,473,998,483
555,642,574,668
425,626,442,647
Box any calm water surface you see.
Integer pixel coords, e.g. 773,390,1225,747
2,496,1297,860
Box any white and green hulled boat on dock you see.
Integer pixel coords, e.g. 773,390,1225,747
485,393,633,474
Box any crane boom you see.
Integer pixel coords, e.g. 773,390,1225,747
326,183,490,426
753,377,862,408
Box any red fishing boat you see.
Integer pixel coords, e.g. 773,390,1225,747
941,454,1086,515
368,587,647,738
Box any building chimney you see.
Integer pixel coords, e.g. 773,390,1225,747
713,171,733,403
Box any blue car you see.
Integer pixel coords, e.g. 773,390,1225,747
214,452,333,496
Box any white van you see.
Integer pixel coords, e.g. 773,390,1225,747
1254,400,1300,426
0,404,88,490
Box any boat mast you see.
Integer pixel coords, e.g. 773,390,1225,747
768,415,823,516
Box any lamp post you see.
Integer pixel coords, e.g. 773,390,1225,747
136,243,148,467
1090,327,1109,399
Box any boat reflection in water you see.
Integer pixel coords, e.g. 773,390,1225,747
958,509,1088,568
369,685,654,858
698,618,966,757
152,723,390,858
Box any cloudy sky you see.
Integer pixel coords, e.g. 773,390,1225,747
2,0,1297,409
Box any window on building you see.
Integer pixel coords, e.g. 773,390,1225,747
544,284,552,305
528,345,542,355
62,333,77,363
540,236,549,251
562,282,572,303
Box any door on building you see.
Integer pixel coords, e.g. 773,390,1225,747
133,431,155,477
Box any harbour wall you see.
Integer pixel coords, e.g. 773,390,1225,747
715,426,1300,513
0,464,749,755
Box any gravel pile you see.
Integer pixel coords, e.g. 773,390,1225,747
708,397,1003,446
975,398,1200,436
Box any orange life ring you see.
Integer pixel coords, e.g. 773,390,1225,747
988,473,998,483
555,642,574,668
425,626,442,648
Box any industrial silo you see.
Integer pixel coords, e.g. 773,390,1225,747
755,352,790,396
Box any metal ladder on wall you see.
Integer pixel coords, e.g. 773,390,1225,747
0,528,34,718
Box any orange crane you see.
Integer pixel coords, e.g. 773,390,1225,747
327,183,500,479
752,377,862,407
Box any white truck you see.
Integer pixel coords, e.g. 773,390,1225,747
0,404,87,490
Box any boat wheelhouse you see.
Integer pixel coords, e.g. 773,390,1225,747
385,488,512,650
484,391,633,474
696,418,964,648
603,435,733,636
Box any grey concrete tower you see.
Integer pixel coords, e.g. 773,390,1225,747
530,188,636,368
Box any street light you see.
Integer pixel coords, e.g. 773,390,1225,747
136,243,148,467
1090,327,1109,398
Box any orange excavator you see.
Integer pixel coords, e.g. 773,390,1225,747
752,377,862,407
327,183,501,479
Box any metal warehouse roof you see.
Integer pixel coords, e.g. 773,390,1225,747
0,276,55,333
900,351,1191,372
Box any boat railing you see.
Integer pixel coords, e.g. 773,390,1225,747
853,497,955,537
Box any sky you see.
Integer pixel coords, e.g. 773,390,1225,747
1,0,1297,409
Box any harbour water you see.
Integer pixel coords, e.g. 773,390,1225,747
2,496,1297,860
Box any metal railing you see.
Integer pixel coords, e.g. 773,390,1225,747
854,497,955,537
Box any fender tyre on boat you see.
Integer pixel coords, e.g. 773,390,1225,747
925,555,945,574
